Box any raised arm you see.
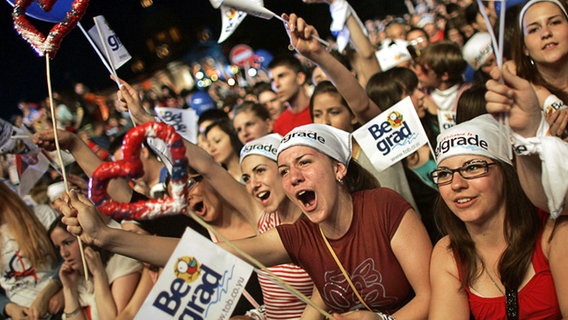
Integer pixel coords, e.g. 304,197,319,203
485,65,562,212
33,129,133,203
61,191,291,268
116,78,262,227
284,13,381,123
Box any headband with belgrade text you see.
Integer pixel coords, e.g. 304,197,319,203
239,133,282,164
435,114,512,165
277,124,352,165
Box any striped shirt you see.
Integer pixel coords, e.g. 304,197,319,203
257,211,314,319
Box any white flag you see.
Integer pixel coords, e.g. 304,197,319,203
136,228,254,319
221,0,273,20
353,96,430,172
218,6,248,43
88,16,131,69
154,107,199,144
437,110,456,132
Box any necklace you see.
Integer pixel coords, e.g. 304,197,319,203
481,260,505,296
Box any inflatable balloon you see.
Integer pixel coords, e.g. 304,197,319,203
6,0,73,23
89,122,189,220
12,0,89,56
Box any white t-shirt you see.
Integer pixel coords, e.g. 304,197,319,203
0,205,58,307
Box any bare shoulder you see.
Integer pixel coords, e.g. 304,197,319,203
431,236,459,277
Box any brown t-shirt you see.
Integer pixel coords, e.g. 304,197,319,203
277,188,413,314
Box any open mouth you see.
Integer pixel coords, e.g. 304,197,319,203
296,190,316,208
191,201,205,215
543,42,557,50
257,191,270,201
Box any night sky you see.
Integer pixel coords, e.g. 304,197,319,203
0,0,405,120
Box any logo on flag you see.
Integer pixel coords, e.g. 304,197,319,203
353,97,430,172
136,228,253,320
88,16,131,69
218,7,247,43
437,110,456,132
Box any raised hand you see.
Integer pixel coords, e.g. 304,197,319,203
33,128,77,151
546,108,568,140
60,190,107,247
59,261,80,290
283,13,326,60
112,75,154,125
485,65,542,137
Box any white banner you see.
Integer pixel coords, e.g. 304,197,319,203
88,15,131,69
136,228,254,319
154,107,199,144
353,96,430,172
218,6,247,43
437,110,456,132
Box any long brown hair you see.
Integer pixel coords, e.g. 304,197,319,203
0,183,57,269
435,161,541,291
514,0,568,103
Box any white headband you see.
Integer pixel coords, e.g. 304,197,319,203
239,133,282,164
277,124,352,165
519,0,568,30
435,114,512,165
462,32,493,70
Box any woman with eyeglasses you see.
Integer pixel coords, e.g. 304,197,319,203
59,122,432,320
429,114,567,319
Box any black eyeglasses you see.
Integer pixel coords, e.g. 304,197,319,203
431,160,498,185
188,175,203,190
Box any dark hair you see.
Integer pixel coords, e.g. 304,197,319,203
417,41,467,84
267,54,306,75
407,26,429,40
456,84,488,124
514,0,568,103
344,159,381,193
108,132,126,156
252,81,275,97
366,67,418,112
435,161,541,291
197,108,229,127
456,84,487,124
444,19,467,45
48,218,113,267
204,119,244,156
233,101,271,121
309,80,351,119
464,1,480,25
501,3,523,61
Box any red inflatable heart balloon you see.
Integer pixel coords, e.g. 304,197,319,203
12,0,89,57
89,122,190,220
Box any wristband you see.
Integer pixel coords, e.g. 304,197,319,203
62,306,82,320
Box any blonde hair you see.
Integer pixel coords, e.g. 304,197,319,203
0,183,57,269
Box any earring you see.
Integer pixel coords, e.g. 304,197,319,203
529,58,535,66
337,177,344,184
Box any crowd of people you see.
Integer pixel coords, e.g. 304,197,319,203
1,0,568,319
